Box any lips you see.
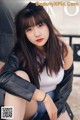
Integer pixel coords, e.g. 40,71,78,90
36,38,44,42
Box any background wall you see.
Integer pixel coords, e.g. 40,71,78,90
2,0,80,34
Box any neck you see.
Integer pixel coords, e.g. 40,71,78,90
35,46,46,58
37,46,44,52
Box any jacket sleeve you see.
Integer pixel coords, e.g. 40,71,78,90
0,52,36,101
54,64,74,116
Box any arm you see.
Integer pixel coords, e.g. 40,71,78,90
0,61,5,72
63,45,73,70
0,52,36,101
0,52,58,120
54,45,73,116
32,89,58,120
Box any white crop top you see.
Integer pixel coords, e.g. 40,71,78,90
39,67,64,92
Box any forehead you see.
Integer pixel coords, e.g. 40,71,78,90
24,14,44,29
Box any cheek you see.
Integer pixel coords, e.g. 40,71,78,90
25,33,35,44
44,27,49,38
43,25,49,33
25,33,32,41
25,33,30,39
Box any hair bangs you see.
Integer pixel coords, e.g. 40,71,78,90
23,13,45,30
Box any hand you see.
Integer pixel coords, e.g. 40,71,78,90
32,89,58,120
43,94,58,120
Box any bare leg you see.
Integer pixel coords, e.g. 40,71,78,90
4,70,38,120
57,111,71,120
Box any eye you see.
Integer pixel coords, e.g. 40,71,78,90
25,27,32,32
38,22,44,27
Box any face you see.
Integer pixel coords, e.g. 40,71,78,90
25,22,49,50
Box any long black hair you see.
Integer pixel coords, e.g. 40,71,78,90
14,2,68,88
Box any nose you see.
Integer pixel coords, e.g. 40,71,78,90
34,27,41,37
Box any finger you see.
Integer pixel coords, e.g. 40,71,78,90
50,114,55,120
51,114,57,120
48,113,53,120
53,114,57,120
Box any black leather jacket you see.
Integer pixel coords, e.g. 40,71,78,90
0,52,36,101
0,52,74,119
54,62,73,117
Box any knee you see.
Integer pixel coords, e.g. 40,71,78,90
15,70,30,82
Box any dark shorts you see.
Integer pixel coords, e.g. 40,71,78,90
32,90,66,120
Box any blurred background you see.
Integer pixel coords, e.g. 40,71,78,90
0,0,80,120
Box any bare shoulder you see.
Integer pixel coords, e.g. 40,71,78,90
63,45,73,70
0,61,5,68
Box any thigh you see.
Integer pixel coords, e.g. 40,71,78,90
24,100,38,120
15,71,38,120
4,92,27,120
57,111,71,120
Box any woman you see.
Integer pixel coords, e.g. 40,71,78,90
0,2,73,120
